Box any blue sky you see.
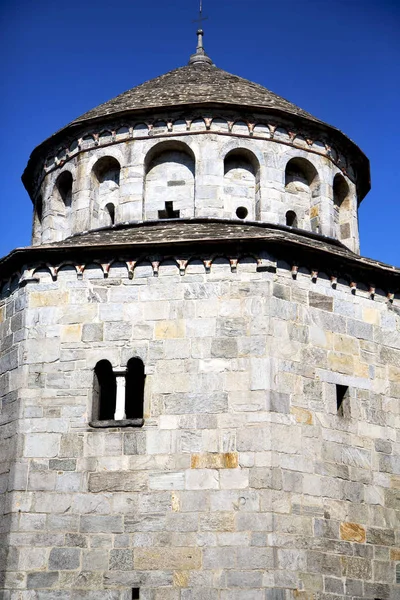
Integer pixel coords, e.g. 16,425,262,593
0,0,399,265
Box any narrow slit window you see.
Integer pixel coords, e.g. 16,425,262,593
106,202,115,225
93,360,116,420
125,358,146,419
132,589,140,600
336,384,349,416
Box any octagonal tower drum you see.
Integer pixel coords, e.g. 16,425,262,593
1,34,399,600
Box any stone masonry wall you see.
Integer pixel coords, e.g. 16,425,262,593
0,282,28,592
1,258,400,599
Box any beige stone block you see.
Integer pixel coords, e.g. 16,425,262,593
173,571,189,587
0,306,3,323
340,522,366,543
155,319,185,339
310,206,319,218
353,361,369,378
391,476,400,489
191,452,238,469
61,324,82,342
30,290,69,307
363,307,379,324
291,406,313,425
390,548,400,561
328,352,354,375
291,593,315,600
333,334,358,355
388,366,400,383
134,547,201,570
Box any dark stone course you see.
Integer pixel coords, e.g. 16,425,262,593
366,527,396,546
309,291,333,312
49,459,77,471
27,572,59,589
48,547,81,570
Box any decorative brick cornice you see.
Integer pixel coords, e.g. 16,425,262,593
1,221,399,301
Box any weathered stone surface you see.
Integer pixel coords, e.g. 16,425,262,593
26,571,59,589
190,452,238,469
48,548,80,570
291,406,313,424
81,323,103,342
134,547,201,570
340,522,366,543
88,472,147,492
109,549,133,571
309,292,333,312
80,516,123,533
366,527,396,546
24,434,60,458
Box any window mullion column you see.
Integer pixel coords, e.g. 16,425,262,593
114,369,126,420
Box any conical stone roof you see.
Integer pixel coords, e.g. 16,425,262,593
22,42,370,202
71,62,322,125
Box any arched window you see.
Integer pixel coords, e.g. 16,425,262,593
91,358,145,425
285,158,319,231
285,158,318,193
144,142,195,220
125,358,145,419
224,149,260,220
52,171,73,238
286,210,298,227
56,171,73,209
105,203,115,225
93,360,116,421
333,173,351,241
333,174,349,209
92,156,121,227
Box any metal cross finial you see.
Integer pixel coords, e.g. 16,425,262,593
188,0,213,65
193,0,208,26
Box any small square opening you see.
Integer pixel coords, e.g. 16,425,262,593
336,384,349,416
132,589,140,600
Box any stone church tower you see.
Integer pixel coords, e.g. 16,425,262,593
1,31,399,600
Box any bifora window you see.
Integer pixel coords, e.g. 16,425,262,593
91,358,145,427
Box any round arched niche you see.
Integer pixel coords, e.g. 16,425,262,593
285,157,319,195
51,170,73,239
284,157,320,232
144,141,195,221
91,156,121,228
223,148,260,221
333,172,352,243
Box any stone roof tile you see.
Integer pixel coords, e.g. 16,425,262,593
71,63,322,125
